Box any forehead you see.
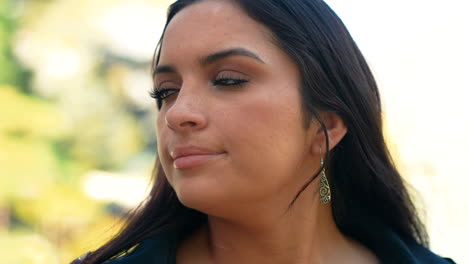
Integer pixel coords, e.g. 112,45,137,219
159,0,275,64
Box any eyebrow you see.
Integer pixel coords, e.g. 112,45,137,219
200,47,265,66
153,47,265,77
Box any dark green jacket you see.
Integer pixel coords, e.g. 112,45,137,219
73,227,456,264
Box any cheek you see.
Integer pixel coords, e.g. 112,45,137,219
219,89,308,194
155,113,174,180
155,116,165,157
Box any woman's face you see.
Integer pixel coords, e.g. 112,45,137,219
155,0,319,216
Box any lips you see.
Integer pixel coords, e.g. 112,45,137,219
170,146,226,169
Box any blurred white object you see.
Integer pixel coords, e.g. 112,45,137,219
83,171,150,207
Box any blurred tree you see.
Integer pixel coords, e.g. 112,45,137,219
0,85,64,203
0,0,166,262
0,232,60,264
0,0,31,91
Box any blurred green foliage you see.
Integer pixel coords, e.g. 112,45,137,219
0,232,60,264
0,0,30,90
0,85,64,203
0,0,160,262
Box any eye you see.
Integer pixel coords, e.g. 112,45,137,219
212,73,249,87
151,88,179,100
149,88,179,108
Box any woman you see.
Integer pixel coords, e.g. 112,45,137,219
73,0,456,263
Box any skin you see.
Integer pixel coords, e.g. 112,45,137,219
155,0,380,263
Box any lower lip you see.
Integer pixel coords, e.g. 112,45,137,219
173,153,226,169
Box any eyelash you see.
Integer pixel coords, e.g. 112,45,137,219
149,76,249,108
212,77,248,87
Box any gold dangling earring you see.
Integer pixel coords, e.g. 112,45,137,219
319,147,331,204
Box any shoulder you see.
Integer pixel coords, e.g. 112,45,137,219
347,220,457,264
70,231,177,264
404,240,457,264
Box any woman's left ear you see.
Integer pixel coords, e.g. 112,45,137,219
310,112,347,155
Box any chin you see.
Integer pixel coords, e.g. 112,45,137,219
173,177,228,215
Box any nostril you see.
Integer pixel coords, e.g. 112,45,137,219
175,120,198,128
181,121,197,127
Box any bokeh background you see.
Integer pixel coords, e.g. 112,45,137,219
0,0,466,263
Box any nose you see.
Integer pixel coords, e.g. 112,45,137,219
164,91,208,132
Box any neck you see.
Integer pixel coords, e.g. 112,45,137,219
207,200,342,263
178,183,376,264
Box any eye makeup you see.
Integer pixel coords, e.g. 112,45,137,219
212,71,250,88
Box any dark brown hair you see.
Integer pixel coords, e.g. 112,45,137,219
78,0,428,263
